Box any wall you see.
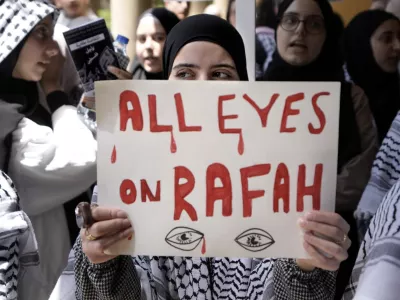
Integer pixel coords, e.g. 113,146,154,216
330,0,372,24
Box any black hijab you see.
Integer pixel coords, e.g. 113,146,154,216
265,0,361,173
265,0,343,81
163,14,248,81
344,10,400,142
132,8,180,80
256,0,277,30
0,39,39,116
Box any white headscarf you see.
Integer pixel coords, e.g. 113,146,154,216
0,0,59,64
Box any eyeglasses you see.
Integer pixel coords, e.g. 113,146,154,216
280,14,325,35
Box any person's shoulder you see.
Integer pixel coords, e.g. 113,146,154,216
348,83,369,107
349,83,365,98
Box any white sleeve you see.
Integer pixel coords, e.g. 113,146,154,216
8,105,97,216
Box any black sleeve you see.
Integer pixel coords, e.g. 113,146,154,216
273,259,337,300
74,238,142,300
46,90,71,113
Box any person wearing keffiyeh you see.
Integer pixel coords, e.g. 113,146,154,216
343,179,400,300
0,1,97,299
0,171,39,300
355,112,400,241
68,13,352,300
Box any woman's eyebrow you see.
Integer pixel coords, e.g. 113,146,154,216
379,30,395,36
137,31,165,35
172,63,200,69
211,63,236,70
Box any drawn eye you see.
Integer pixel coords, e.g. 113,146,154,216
235,228,275,252
165,227,204,251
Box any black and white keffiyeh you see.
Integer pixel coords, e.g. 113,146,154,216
0,0,59,64
50,186,337,300
343,180,400,300
0,171,39,300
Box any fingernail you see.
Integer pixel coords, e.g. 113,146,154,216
126,229,134,240
122,219,132,227
298,218,306,227
125,228,134,236
305,212,314,220
116,210,128,218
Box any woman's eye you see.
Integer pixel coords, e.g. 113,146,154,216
310,21,323,29
137,36,146,44
284,16,296,25
213,71,231,79
379,33,394,44
154,35,166,43
176,71,194,79
35,27,49,40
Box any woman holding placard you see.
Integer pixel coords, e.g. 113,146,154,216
73,14,351,300
263,0,378,297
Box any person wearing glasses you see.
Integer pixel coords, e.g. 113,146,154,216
264,0,378,298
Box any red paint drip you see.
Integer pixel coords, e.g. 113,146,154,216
238,132,244,155
201,237,206,255
111,145,117,164
170,131,177,153
128,235,133,241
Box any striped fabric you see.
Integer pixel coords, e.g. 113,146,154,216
355,111,400,239
51,186,337,300
256,27,276,78
0,171,39,300
343,179,400,300
74,240,337,300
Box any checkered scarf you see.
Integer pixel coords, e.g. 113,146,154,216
0,171,39,300
0,0,59,64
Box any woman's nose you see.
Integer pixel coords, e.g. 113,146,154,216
144,37,154,49
295,22,306,36
393,38,400,52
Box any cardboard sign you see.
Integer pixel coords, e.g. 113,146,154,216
96,80,340,258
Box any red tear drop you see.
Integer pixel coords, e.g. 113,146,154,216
201,237,206,255
111,146,117,164
238,132,244,155
170,131,177,153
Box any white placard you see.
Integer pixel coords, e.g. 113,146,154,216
96,80,340,258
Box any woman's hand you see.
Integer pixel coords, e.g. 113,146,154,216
40,43,65,95
296,211,351,272
108,66,133,80
81,206,134,264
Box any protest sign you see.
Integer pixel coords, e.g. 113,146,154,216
96,80,340,258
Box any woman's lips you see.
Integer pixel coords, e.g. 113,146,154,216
289,42,308,52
